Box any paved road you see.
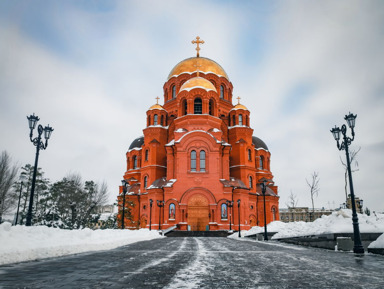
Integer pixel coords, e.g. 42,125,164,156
1,237,384,288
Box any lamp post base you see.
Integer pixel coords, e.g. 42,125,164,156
353,245,365,254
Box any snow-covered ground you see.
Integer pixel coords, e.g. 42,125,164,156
0,222,163,265
237,210,384,246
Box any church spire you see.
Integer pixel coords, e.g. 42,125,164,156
192,36,204,57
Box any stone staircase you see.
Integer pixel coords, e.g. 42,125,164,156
165,230,231,237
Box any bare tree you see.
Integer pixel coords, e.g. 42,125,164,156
306,171,320,216
0,151,19,223
340,147,360,203
285,190,298,208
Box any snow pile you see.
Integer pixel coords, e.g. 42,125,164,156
240,210,384,240
368,233,384,249
0,222,163,265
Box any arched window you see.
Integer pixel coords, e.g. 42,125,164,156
220,85,224,98
194,98,202,114
239,114,243,126
169,203,176,219
221,203,228,219
249,176,253,188
145,150,149,161
154,114,158,125
144,176,148,188
232,115,236,126
248,149,252,161
191,150,197,172
172,85,176,98
209,99,214,116
259,156,264,169
200,150,206,172
272,207,276,221
160,115,164,126
182,99,187,115
133,156,137,169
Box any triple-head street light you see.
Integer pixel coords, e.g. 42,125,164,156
26,114,53,226
259,177,273,241
330,112,364,254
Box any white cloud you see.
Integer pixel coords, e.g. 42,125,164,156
0,0,383,212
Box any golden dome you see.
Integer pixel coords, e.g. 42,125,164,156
231,104,248,111
148,104,164,110
179,77,217,93
168,57,229,80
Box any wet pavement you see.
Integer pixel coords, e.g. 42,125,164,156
0,237,383,288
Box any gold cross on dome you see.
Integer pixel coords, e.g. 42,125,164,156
237,96,241,104
192,36,204,57
194,60,202,77
155,96,160,104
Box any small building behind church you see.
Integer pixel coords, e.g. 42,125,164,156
118,38,280,231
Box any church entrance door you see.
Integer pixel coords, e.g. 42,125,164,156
187,194,209,231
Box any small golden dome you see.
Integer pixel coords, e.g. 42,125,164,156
234,104,248,110
148,104,164,110
168,57,229,80
179,77,217,93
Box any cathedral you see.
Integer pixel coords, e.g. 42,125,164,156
118,37,279,231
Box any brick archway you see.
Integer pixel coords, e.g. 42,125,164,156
187,194,209,231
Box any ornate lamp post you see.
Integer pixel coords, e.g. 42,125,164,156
149,199,153,230
226,200,234,231
330,112,364,254
237,199,241,237
26,114,53,226
121,180,128,229
259,178,272,241
15,182,23,226
157,200,164,230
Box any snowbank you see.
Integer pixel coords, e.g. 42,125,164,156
0,223,163,265
240,210,384,240
368,233,384,249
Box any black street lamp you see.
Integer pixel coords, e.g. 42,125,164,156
259,177,272,241
331,112,364,254
15,182,23,226
149,199,153,230
226,200,234,231
121,180,128,229
26,114,53,226
237,199,241,237
157,200,164,230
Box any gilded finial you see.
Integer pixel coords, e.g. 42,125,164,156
156,96,160,104
192,36,204,57
237,96,241,104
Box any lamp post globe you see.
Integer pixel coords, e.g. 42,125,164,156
330,112,364,254
26,114,53,226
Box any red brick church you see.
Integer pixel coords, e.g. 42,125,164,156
118,37,279,231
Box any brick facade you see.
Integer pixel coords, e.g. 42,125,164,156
118,52,279,231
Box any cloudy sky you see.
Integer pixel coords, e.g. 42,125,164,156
1,1,383,212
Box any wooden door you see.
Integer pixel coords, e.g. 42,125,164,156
187,194,209,231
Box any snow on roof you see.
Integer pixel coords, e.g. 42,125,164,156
165,139,175,146
176,130,220,144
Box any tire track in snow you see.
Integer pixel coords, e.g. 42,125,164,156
166,237,212,289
